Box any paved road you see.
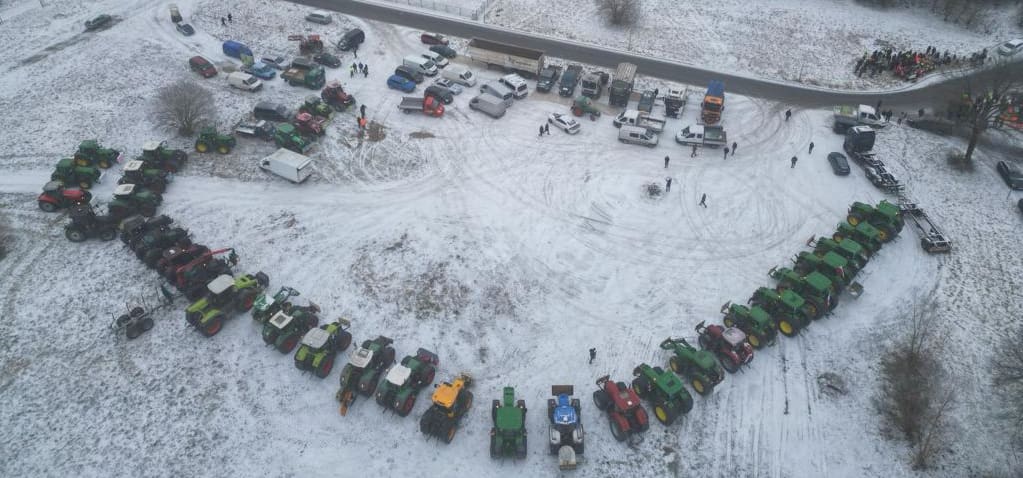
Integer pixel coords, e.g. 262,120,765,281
292,0,1020,108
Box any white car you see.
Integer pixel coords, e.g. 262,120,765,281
997,39,1023,56
548,113,580,134
433,77,463,95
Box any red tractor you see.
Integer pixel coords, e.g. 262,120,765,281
592,375,649,445
292,112,326,136
288,34,324,54
38,181,91,212
321,81,356,112
156,244,210,278
695,320,754,373
170,248,238,300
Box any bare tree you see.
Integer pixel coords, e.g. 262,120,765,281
945,58,1022,162
913,389,955,469
993,323,1023,449
597,0,639,26
153,80,217,136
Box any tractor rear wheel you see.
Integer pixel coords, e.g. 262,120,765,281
748,333,763,349
195,141,209,153
126,323,142,339
398,395,416,417
236,289,257,312
669,356,681,373
38,201,58,212
315,355,335,378
100,229,117,241
778,319,799,337
720,355,740,374
692,378,708,395
805,301,821,320
490,434,500,458
141,205,156,217
337,331,353,352
278,335,299,354
877,225,895,243
492,399,500,421
381,347,396,365
698,334,711,350
65,227,86,242
217,144,230,154
79,180,92,190
419,409,435,434
847,214,861,226
461,392,474,417
631,377,651,399
653,404,672,425
634,407,650,432
201,314,224,337
609,416,627,442
98,160,110,169
592,390,609,411
442,419,457,444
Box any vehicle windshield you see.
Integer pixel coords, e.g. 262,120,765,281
424,60,435,69
245,77,258,85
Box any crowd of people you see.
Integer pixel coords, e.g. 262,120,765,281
854,45,989,81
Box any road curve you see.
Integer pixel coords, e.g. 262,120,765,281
291,0,1020,108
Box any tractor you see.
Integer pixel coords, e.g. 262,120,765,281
593,375,648,445
321,81,356,111
376,348,439,416
118,160,170,194
157,244,211,279
547,385,584,470
185,272,269,337
631,363,694,425
169,247,238,300
769,266,836,317
288,34,324,54
294,319,353,378
490,387,528,459
834,222,883,255
337,336,396,415
298,95,332,119
719,302,777,349
292,112,326,136
64,204,118,242
52,158,101,189
274,123,313,153
262,305,320,353
809,236,869,274
252,286,301,323
73,139,122,169
119,214,172,246
658,337,725,395
695,321,754,373
749,287,814,337
108,183,162,218
420,372,474,443
847,200,903,242
571,96,601,120
122,216,191,266
194,127,237,154
139,141,188,173
38,181,91,212
793,251,862,297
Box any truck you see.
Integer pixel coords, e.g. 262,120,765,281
536,65,561,93
674,124,727,148
833,105,884,133
259,148,313,183
612,109,666,133
222,40,253,62
466,38,545,78
282,66,325,89
609,62,637,107
558,64,583,97
397,96,445,117
580,71,607,99
663,87,688,118
701,80,725,124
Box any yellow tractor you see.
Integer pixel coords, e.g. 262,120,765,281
419,372,474,443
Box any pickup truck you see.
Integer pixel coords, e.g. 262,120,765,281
674,125,727,148
397,96,445,117
536,65,561,93
282,66,325,89
235,120,275,141
612,109,666,133
833,104,884,133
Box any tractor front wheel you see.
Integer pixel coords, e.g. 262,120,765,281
692,378,708,396
631,376,651,399
98,160,110,169
398,395,416,417
747,333,763,349
723,315,735,328
217,144,230,154
315,355,335,378
195,141,209,153
778,319,799,337
592,390,609,411
877,225,895,243
720,355,741,374
669,356,681,373
847,214,862,226
337,331,353,352
65,227,86,242
79,180,92,190
236,290,257,312
38,201,58,212
100,229,117,241
608,415,627,442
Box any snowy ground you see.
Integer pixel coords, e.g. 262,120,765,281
1,1,1021,477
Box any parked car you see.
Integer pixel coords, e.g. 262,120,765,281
441,66,476,87
85,14,112,31
337,28,365,51
827,152,851,176
997,161,1023,189
227,72,263,92
306,10,333,24
499,73,528,99
261,56,289,70
433,78,463,94
997,39,1023,56
469,94,507,119
243,62,277,80
429,44,457,59
394,65,424,84
169,3,182,22
254,102,290,121
313,53,342,68
188,56,217,78
547,113,581,134
421,32,449,45
387,74,416,93
175,23,194,36
424,85,454,104
618,125,658,147
421,51,448,68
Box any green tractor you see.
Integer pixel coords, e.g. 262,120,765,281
769,266,836,318
140,141,188,173
185,272,269,337
262,304,320,353
570,96,601,120
73,139,122,169
194,127,237,154
658,338,725,395
118,160,171,194
491,386,528,459
719,303,777,348
834,222,883,255
809,236,868,275
52,158,101,189
252,286,301,324
847,200,903,242
294,319,353,378
631,363,694,425
108,183,162,218
749,287,814,337
793,251,862,297
337,336,396,415
274,123,313,154
375,348,439,416
299,95,333,119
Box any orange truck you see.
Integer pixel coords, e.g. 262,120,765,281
701,80,725,124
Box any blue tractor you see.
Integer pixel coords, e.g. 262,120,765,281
547,385,584,470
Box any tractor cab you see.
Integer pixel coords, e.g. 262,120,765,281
432,380,461,408
43,181,65,194
385,364,413,387
268,310,295,330
779,289,807,313
141,141,164,158
552,394,577,425
349,346,376,368
721,327,748,350
123,160,144,174
838,239,868,262
301,327,331,350
113,183,137,198
821,252,848,281
205,274,235,301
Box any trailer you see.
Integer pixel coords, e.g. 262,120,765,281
897,196,952,253
466,38,545,78
609,62,637,107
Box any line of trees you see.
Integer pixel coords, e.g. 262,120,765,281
855,0,1023,28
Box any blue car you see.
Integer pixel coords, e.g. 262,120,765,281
387,74,415,93
244,62,277,80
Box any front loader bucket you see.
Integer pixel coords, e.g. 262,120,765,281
805,235,818,247
767,266,778,278
847,282,864,299
719,301,732,314
558,446,578,470
551,385,574,396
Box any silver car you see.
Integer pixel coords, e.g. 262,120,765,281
432,78,463,95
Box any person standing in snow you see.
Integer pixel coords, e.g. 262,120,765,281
221,17,226,26
353,45,358,58
808,142,815,154
538,125,544,137
360,104,367,118
731,142,737,156
699,193,707,208
785,109,792,121
228,13,233,22
723,147,730,160
691,144,698,158
665,177,672,192
589,348,596,364
664,156,670,168
363,64,369,77
791,156,798,168
544,123,550,135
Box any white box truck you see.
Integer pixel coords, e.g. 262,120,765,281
259,148,313,183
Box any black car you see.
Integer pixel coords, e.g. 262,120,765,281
337,28,365,51
175,23,195,36
536,65,561,93
424,85,454,105
429,44,457,59
394,65,424,84
996,160,1023,190
253,102,291,122
827,152,851,176
85,14,112,31
313,53,341,68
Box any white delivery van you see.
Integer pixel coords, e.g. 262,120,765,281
441,65,476,86
260,148,313,183
480,81,514,107
420,51,448,68
227,72,263,91
618,125,658,147
499,73,528,99
403,55,438,76
469,94,507,119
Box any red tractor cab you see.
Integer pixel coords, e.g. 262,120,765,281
172,248,238,300
696,321,754,373
38,181,91,212
592,375,649,445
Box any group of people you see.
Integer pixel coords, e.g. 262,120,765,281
854,45,988,81
350,62,369,78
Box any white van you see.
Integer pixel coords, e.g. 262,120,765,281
441,65,476,86
420,51,448,68
403,55,438,76
260,148,313,183
469,94,507,119
499,73,528,99
227,71,262,91
618,125,658,147
480,81,514,107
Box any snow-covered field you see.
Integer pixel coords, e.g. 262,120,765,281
1,1,1021,477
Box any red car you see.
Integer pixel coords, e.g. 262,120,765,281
189,56,217,78
420,32,448,45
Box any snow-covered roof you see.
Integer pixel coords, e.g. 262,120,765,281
123,160,143,172
301,328,329,349
722,327,747,347
385,364,412,386
113,184,135,196
206,275,234,295
349,347,374,368
269,311,294,330
141,141,161,151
